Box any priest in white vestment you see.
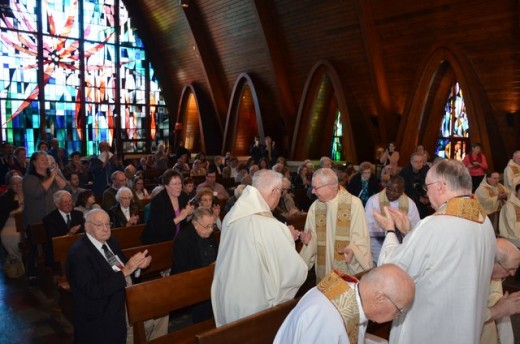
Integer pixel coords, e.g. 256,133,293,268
300,168,372,283
475,172,509,231
499,184,520,248
211,170,308,327
503,151,520,192
364,175,420,264
376,159,496,344
481,238,520,344
274,265,415,344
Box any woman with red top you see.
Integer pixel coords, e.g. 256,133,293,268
463,142,488,193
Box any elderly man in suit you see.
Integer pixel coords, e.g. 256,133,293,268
67,209,167,343
43,190,84,266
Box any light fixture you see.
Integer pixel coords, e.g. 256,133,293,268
179,0,189,8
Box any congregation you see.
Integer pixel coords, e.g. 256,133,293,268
1,137,520,343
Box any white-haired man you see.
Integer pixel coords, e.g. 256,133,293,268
299,168,372,282
211,169,308,327
375,159,496,343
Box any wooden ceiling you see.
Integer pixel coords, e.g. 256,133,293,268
123,0,520,168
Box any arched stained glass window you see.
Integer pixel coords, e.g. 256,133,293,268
0,0,169,156
331,110,344,161
435,82,469,161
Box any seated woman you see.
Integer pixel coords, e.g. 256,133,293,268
194,152,210,170
132,176,150,200
109,186,141,228
170,207,218,323
347,161,381,206
292,164,310,189
0,174,24,277
196,189,221,230
74,190,100,217
276,177,303,219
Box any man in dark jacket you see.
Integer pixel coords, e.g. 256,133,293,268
66,209,165,343
399,152,431,218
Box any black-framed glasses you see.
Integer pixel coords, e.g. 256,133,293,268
382,292,404,316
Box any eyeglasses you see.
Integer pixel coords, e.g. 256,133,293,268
311,183,333,191
168,182,182,186
196,221,214,230
497,260,518,277
87,221,111,228
382,292,404,316
422,181,443,192
272,187,283,194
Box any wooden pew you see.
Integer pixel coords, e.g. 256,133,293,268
195,298,299,344
121,241,173,281
125,264,216,344
112,223,146,249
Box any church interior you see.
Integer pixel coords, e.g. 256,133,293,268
1,0,520,342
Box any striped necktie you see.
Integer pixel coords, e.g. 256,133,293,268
102,244,123,269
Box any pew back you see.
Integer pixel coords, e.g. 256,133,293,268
195,298,298,344
121,241,173,280
126,264,215,343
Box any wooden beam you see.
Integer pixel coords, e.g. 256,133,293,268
354,0,393,144
252,0,297,122
181,1,227,127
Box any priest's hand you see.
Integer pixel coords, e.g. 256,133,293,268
287,225,301,241
489,291,520,321
373,206,394,231
339,247,354,263
386,207,412,234
299,231,312,245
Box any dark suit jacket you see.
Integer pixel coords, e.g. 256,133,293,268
66,236,128,344
109,203,141,228
42,209,84,265
141,189,189,244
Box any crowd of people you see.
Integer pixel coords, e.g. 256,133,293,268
1,137,520,343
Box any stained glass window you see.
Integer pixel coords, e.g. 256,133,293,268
434,82,469,161
0,0,169,156
331,110,344,161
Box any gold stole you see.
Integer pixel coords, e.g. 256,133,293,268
510,165,520,177
378,190,409,214
485,184,507,207
435,197,486,223
315,188,352,277
317,271,360,344
513,203,520,222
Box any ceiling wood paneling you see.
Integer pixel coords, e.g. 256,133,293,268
125,0,520,167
